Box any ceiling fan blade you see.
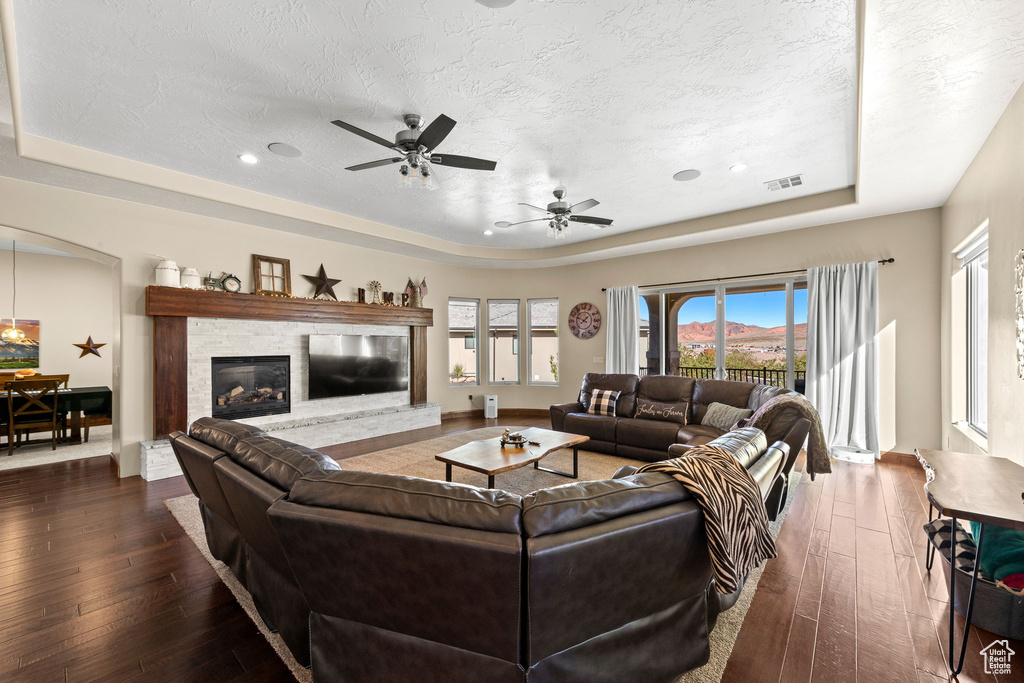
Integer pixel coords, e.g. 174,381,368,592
417,114,457,152
429,153,497,171
496,218,549,228
331,120,396,149
518,203,550,213
569,215,614,226
345,157,403,171
569,198,600,213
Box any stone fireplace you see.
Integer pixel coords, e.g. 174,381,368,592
211,355,290,420
144,287,438,481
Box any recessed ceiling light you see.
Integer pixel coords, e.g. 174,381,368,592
267,142,302,158
238,153,259,164
673,169,701,182
476,0,516,7
483,230,494,236
730,162,748,173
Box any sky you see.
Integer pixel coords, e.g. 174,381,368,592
638,289,808,328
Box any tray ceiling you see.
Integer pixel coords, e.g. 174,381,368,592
9,0,858,249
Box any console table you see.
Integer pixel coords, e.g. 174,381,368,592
915,448,1024,675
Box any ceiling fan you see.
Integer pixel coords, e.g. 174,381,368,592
495,186,613,239
331,113,497,189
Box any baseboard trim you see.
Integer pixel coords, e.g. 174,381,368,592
441,408,550,421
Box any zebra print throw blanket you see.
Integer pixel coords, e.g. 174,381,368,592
636,444,777,594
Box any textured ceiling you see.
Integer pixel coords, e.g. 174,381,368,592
10,0,857,249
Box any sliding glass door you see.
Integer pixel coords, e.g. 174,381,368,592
639,277,807,391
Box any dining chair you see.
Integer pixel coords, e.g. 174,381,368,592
14,375,71,441
4,379,63,456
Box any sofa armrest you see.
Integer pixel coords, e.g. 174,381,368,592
747,441,789,500
612,465,639,478
667,443,696,458
777,418,811,478
550,402,583,431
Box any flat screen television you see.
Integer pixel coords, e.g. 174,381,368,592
307,334,409,400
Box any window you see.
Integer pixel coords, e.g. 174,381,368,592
448,298,480,385
960,230,989,436
488,300,520,384
528,299,559,385
640,276,807,391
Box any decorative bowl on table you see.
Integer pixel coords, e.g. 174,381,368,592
499,430,526,448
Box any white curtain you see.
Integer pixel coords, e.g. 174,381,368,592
806,261,880,460
605,286,640,374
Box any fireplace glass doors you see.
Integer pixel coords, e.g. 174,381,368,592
211,356,290,420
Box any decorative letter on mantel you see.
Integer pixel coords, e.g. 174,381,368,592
145,286,432,439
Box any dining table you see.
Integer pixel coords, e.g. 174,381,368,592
1,385,113,445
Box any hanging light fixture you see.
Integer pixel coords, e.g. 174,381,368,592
2,241,25,341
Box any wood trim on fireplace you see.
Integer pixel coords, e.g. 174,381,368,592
146,286,433,326
146,286,433,439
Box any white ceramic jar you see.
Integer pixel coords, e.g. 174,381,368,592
179,267,202,289
155,260,180,287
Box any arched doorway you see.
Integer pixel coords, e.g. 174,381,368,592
0,224,121,469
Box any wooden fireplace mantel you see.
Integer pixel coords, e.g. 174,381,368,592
145,286,433,439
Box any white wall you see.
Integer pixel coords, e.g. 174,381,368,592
941,83,1024,463
472,209,942,456
0,249,114,388
0,173,942,474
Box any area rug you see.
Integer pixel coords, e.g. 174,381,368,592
164,427,802,682
0,425,114,472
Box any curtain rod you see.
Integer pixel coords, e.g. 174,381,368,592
601,258,894,292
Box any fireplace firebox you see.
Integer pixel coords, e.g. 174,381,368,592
211,356,290,420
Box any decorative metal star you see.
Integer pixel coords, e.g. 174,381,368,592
73,336,106,358
301,264,342,300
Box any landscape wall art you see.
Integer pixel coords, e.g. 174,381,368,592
0,320,40,369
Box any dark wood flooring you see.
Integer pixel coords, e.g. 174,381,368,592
723,454,1024,683
1,419,1019,681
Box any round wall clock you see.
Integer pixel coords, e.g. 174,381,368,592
568,302,602,339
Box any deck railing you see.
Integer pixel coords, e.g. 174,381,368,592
639,365,806,390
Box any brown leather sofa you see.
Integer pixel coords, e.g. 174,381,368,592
169,417,342,668
551,373,811,519
172,418,790,681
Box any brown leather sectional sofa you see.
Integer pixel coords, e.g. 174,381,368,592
551,373,811,519
171,417,794,681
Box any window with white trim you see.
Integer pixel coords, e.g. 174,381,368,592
959,230,989,436
488,299,520,385
528,299,559,385
448,298,480,385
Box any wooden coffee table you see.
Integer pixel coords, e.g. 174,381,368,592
435,428,589,489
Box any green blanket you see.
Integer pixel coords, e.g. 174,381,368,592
968,522,1024,581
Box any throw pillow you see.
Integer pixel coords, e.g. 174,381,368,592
924,518,980,575
587,389,620,416
634,398,689,425
702,402,753,431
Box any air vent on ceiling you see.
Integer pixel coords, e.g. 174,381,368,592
764,174,803,191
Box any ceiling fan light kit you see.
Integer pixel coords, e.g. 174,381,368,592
332,113,496,190
497,185,614,240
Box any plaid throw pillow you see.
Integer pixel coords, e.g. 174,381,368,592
587,389,620,416
924,518,979,574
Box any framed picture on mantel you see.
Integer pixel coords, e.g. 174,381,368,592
252,254,292,297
